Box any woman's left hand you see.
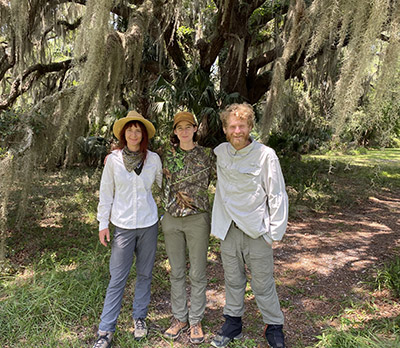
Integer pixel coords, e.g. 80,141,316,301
99,228,110,247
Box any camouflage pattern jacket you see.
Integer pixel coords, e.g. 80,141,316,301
161,143,215,217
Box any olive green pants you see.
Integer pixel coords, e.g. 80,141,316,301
221,223,284,325
161,212,210,325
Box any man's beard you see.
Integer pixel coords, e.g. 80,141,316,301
226,132,250,145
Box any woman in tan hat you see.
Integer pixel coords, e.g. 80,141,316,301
93,111,162,348
161,111,215,344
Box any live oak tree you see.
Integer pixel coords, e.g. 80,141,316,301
1,0,400,260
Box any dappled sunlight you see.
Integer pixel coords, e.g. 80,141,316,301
39,219,62,228
60,263,78,272
382,171,400,180
272,184,400,346
147,310,171,322
323,289,400,332
157,258,171,273
278,224,392,277
56,331,79,344
14,268,37,284
309,149,400,168
206,289,225,310
369,194,400,209
207,250,219,262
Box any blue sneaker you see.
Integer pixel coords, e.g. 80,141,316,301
211,330,243,347
264,324,285,348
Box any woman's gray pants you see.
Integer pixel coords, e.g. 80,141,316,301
98,223,158,332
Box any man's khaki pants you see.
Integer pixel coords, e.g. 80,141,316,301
221,223,284,325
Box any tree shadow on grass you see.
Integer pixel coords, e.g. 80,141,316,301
6,167,101,266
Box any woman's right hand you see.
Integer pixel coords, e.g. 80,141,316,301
99,228,110,247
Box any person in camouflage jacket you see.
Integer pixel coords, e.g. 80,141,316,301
161,111,215,344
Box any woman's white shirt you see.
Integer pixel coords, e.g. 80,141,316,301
97,149,162,231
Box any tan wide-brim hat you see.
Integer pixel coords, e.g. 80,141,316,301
173,111,198,128
113,110,156,140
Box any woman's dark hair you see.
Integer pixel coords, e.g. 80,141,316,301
117,120,149,161
170,124,199,145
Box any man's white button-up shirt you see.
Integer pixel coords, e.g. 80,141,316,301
211,140,288,244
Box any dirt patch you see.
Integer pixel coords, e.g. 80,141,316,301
276,188,400,347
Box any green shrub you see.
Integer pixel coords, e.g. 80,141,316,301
76,136,110,167
375,257,400,298
391,137,400,148
0,109,22,147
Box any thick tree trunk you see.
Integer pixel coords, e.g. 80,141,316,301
219,1,251,99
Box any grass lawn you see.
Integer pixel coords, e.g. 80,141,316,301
308,148,400,184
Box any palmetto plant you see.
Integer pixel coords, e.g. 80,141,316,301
150,65,243,147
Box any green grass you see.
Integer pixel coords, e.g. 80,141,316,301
1,168,108,347
310,254,400,348
281,148,400,215
0,250,109,347
308,148,400,188
315,328,400,348
375,257,400,298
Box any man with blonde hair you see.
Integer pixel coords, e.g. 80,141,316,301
211,103,288,348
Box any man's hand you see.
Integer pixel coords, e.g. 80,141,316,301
99,228,110,247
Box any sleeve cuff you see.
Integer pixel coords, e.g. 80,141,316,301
99,221,109,231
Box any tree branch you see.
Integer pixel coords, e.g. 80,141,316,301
247,46,282,81
197,0,236,72
0,59,72,111
248,70,273,104
0,41,15,82
243,0,268,13
58,17,82,30
42,17,83,45
46,0,133,19
163,19,187,69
